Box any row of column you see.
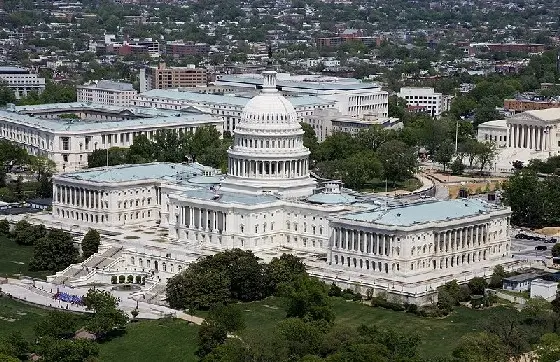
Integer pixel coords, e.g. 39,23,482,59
434,224,488,253
333,228,394,257
229,158,308,178
55,185,104,209
508,123,552,150
235,136,300,149
178,206,226,233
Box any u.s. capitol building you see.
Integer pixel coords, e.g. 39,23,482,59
51,71,514,304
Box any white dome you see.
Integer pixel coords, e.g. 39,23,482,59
241,94,298,126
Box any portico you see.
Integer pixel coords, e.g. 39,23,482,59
507,123,552,151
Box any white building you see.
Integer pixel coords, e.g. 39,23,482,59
530,279,557,301
477,119,507,147
0,66,46,99
216,73,388,118
133,89,335,133
397,87,446,117
0,103,223,172
51,70,517,305
301,109,401,142
77,80,138,107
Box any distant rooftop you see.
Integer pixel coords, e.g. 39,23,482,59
177,188,279,206
0,66,29,74
138,89,334,108
338,199,502,227
79,80,135,92
217,74,382,92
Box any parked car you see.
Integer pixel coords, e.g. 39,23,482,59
535,245,547,251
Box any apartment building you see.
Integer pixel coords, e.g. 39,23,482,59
139,63,207,92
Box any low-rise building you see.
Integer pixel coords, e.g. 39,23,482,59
397,87,446,117
77,80,138,107
530,279,557,301
165,41,210,57
503,273,542,292
0,66,46,99
139,63,207,92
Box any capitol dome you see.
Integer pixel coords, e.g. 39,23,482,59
219,70,316,199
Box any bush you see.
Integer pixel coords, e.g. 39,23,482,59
118,275,125,284
127,275,134,284
366,288,374,300
370,297,406,311
328,283,342,297
135,275,142,284
352,292,363,302
0,219,10,235
405,303,418,314
111,276,117,284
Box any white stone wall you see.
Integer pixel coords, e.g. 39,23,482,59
477,126,508,147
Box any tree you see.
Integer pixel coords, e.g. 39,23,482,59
34,311,80,339
266,253,307,294
127,134,155,164
340,151,383,190
83,289,128,337
37,337,99,362
476,142,497,172
468,277,488,295
300,122,318,156
81,229,101,259
450,157,465,175
279,275,334,323
201,339,249,362
13,220,46,246
87,147,129,168
197,321,227,358
277,318,324,359
489,265,507,289
452,332,508,362
376,140,417,183
0,83,16,106
28,229,79,272
166,249,269,311
0,220,10,236
502,170,544,227
535,333,560,362
552,243,560,257
434,140,455,172
207,304,245,333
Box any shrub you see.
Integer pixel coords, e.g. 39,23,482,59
366,288,374,300
328,283,342,297
370,297,406,311
127,275,134,284
118,275,125,284
405,303,418,314
0,219,10,235
135,275,142,284
111,276,117,284
352,292,363,302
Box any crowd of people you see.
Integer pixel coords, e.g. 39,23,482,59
53,290,84,305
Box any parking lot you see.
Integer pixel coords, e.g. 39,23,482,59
510,229,556,260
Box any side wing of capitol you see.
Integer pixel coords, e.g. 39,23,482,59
0,103,223,172
51,71,516,305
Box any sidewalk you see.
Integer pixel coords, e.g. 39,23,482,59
0,278,203,324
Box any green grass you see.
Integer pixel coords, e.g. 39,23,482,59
0,234,49,280
0,296,50,340
239,297,504,359
361,177,422,193
98,318,199,362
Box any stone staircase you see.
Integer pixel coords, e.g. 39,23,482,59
48,245,124,285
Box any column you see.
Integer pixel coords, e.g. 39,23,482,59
513,125,518,148
507,124,511,147
538,127,542,150
528,126,533,149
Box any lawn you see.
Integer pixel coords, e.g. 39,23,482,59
0,296,50,340
98,318,199,362
239,297,503,359
362,177,422,193
0,234,49,280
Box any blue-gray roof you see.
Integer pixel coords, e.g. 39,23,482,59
218,75,383,91
139,89,334,108
0,109,219,133
179,188,278,206
15,102,172,117
58,162,213,183
339,199,498,227
307,192,356,205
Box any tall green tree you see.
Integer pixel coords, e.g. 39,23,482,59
452,332,508,362
376,140,417,183
279,275,334,323
82,289,128,338
28,229,79,272
81,229,101,259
